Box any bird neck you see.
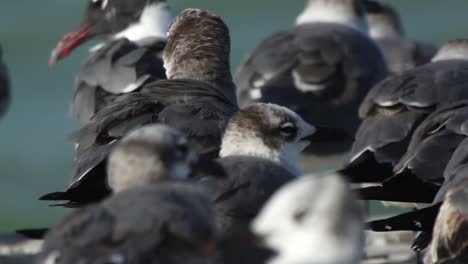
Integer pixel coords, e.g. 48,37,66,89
296,3,369,35
113,2,173,43
367,17,403,39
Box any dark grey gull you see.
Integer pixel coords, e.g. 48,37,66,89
365,101,468,251
363,0,437,74
36,184,217,264
357,100,468,205
0,44,10,119
40,8,238,206
235,0,388,167
394,100,468,185
35,124,220,264
50,0,172,124
19,124,224,239
252,173,364,264
344,39,468,184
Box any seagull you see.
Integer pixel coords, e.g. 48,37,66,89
252,173,364,264
365,102,468,251
344,38,468,184
394,100,468,184
424,172,468,263
203,103,316,230
50,0,172,124
35,124,220,264
235,0,388,167
363,0,437,74
0,44,10,119
36,183,218,264
357,100,468,205
40,8,238,206
106,124,225,193
196,103,335,264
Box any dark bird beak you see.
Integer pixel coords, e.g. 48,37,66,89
191,158,227,179
49,24,94,66
301,126,351,143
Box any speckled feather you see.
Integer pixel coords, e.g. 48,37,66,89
426,180,468,264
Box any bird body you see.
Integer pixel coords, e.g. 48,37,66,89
235,0,388,169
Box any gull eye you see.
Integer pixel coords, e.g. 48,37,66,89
279,122,298,139
293,209,308,223
92,0,109,10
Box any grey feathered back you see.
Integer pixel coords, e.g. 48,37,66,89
350,60,468,165
376,38,437,74
395,100,468,183
37,183,217,264
57,79,238,205
72,38,167,125
236,23,387,139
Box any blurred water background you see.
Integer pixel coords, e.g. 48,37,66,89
0,0,468,232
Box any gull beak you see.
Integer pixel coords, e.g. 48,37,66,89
49,24,94,66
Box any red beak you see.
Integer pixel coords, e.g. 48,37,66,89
49,24,94,66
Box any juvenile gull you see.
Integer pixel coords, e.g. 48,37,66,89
235,0,388,167
394,100,468,184
0,44,10,119
363,0,437,74
252,173,364,264
424,170,468,264
36,124,219,264
197,103,317,264
40,9,238,206
37,184,217,264
50,0,172,124
344,39,468,184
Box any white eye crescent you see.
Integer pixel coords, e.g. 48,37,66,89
280,122,297,137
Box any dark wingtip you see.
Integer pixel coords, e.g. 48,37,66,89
338,154,394,184
16,228,49,240
411,232,432,252
39,192,68,201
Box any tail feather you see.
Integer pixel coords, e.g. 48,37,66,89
354,172,439,203
15,229,48,240
340,152,394,183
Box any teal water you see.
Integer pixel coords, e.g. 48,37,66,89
1,0,468,232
